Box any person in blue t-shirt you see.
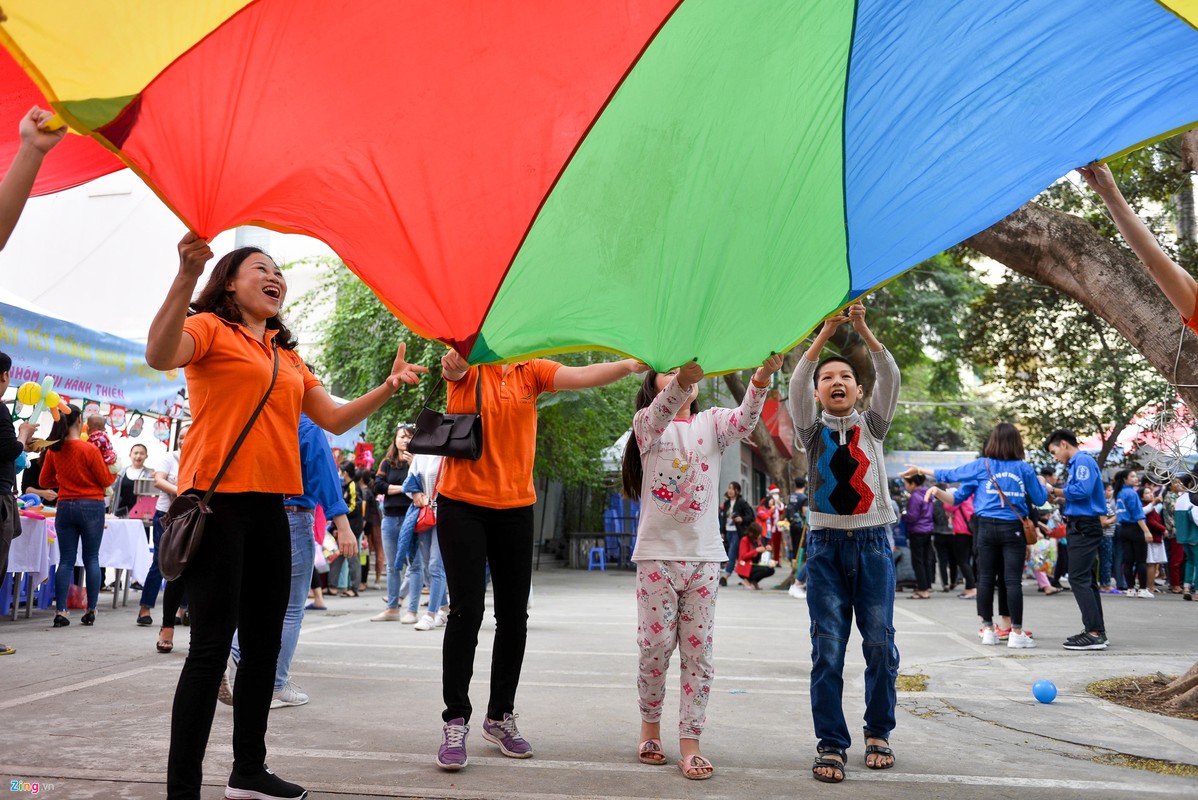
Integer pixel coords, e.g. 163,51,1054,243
1112,468,1153,599
1044,429,1110,651
903,423,1047,650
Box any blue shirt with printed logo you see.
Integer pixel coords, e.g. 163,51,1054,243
935,458,1048,522
1061,451,1106,517
1115,485,1146,523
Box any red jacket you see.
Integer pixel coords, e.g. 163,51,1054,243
736,536,763,578
40,439,116,501
1145,508,1167,544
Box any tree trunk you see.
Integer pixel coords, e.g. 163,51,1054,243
964,202,1198,412
722,355,809,490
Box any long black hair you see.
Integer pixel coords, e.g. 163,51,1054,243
47,404,82,452
189,247,298,349
1112,468,1132,496
621,370,700,499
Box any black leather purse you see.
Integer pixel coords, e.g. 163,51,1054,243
159,340,279,580
409,369,484,460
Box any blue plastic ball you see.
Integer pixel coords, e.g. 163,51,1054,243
1032,679,1057,704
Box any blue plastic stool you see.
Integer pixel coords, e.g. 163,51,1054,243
587,547,606,571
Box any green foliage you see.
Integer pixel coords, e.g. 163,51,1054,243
292,259,440,451
295,260,637,485
534,352,638,487
957,137,1195,464
867,249,986,398
886,361,998,452
962,273,1168,464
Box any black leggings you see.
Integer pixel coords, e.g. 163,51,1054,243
167,492,290,799
437,496,534,724
951,534,976,590
933,533,956,587
909,534,935,591
1120,522,1148,590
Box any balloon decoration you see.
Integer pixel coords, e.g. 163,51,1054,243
14,377,69,422
5,2,1198,370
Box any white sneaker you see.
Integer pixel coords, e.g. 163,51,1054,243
218,654,238,706
788,584,807,599
1007,631,1037,649
400,611,419,624
435,609,449,627
270,681,309,708
1138,589,1154,599
979,627,999,646
414,614,436,631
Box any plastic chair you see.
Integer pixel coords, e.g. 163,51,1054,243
587,547,606,571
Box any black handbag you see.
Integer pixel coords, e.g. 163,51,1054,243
409,369,484,460
158,341,279,580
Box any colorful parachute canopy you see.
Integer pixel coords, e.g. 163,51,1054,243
4,1,1198,372
0,46,122,195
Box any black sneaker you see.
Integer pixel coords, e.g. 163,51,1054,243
225,765,307,799
1063,632,1107,651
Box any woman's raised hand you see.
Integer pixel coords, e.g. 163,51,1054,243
440,348,471,381
386,342,429,388
752,352,784,384
177,231,212,280
676,360,704,390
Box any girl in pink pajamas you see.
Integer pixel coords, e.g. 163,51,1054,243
620,353,783,781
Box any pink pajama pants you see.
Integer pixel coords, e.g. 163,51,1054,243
635,560,721,739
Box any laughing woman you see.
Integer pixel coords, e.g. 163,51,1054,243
146,232,427,800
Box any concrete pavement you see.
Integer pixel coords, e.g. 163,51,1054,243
1,564,1196,799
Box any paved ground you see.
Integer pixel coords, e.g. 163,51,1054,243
1,562,1197,799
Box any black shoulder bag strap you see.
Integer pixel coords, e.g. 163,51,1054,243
198,339,279,502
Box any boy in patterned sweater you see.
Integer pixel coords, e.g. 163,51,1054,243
787,303,899,783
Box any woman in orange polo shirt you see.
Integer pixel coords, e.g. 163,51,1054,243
433,349,645,771
40,404,117,628
146,232,427,800
1081,162,1198,328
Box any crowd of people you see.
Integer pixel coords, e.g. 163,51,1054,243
4,106,1198,799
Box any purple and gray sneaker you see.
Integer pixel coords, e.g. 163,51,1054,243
482,712,533,758
437,718,469,770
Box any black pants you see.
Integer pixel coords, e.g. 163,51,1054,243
747,564,775,585
1120,522,1148,590
909,534,935,591
167,493,290,799
1066,516,1105,634
438,496,534,724
951,534,976,590
975,517,1026,627
933,533,956,587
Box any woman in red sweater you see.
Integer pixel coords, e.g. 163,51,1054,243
737,522,776,590
41,404,116,627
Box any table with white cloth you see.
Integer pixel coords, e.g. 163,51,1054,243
4,516,51,619
5,516,152,618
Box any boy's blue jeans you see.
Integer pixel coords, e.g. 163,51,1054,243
805,526,898,752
